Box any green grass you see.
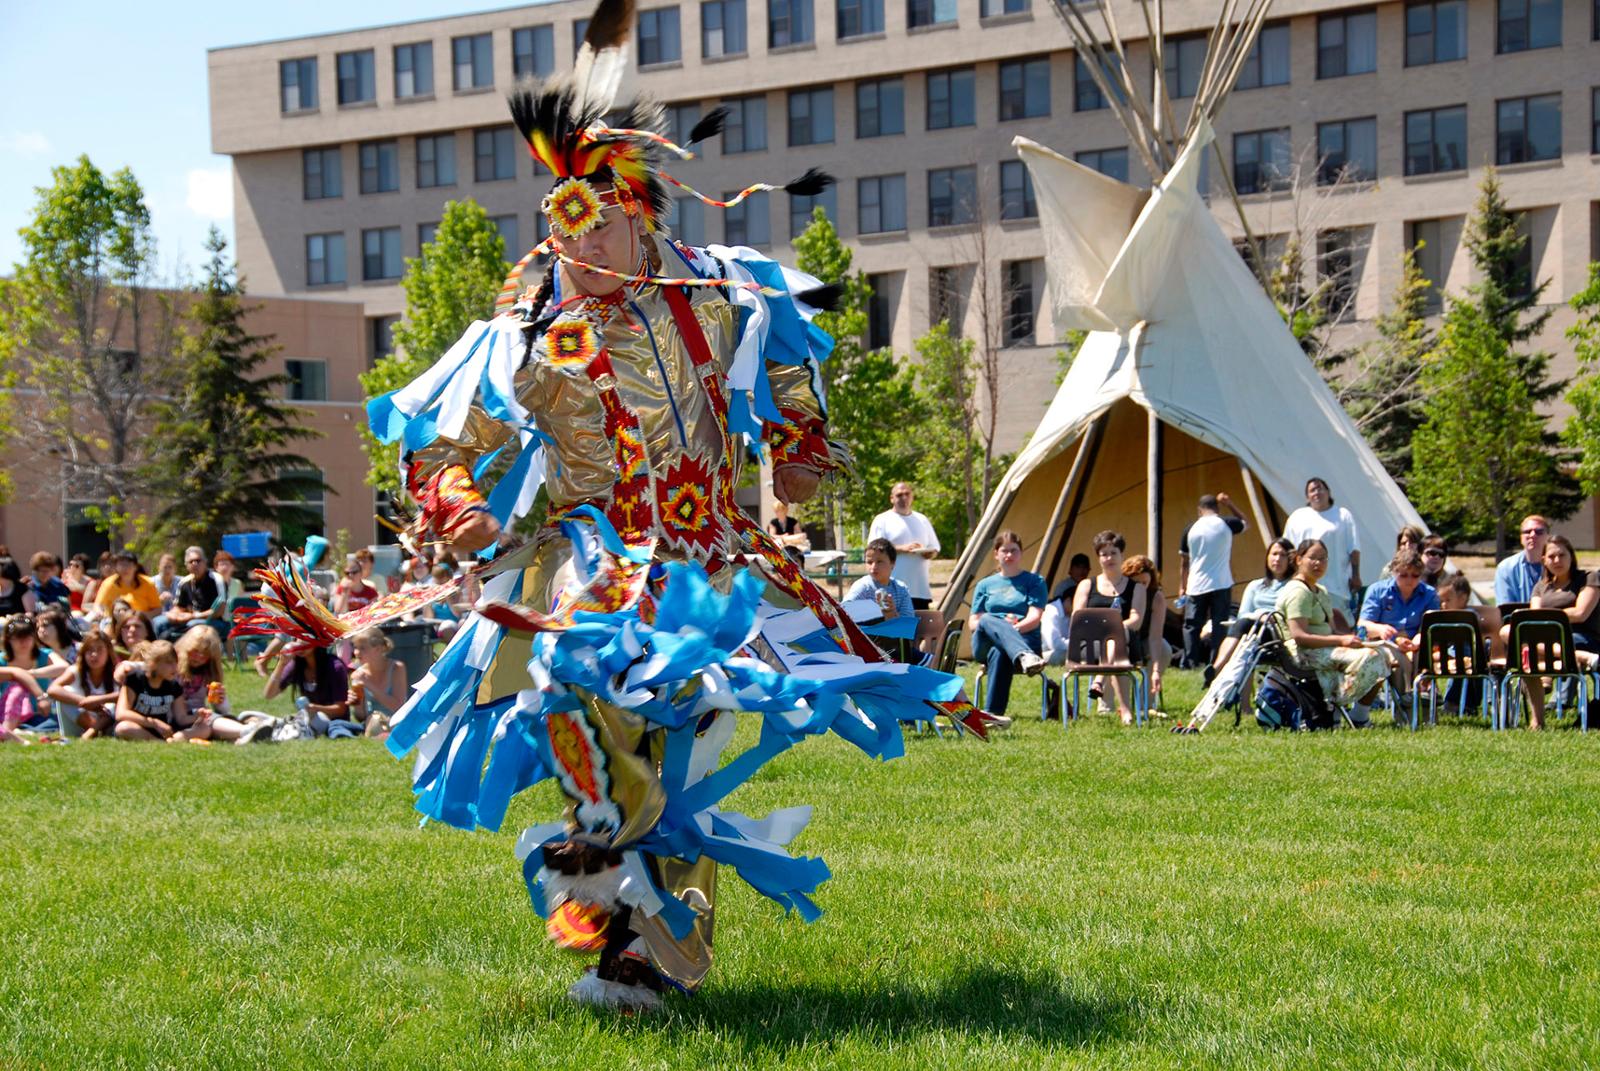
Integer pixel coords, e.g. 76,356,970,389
5,663,1600,1069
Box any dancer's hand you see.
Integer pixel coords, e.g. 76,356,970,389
773,465,819,505
451,511,501,553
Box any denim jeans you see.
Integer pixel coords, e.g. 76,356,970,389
1183,589,1231,668
973,615,1041,716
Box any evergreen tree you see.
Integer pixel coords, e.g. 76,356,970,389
1561,263,1600,496
143,228,326,551
359,200,509,495
1340,244,1432,493
1411,294,1552,553
791,208,921,538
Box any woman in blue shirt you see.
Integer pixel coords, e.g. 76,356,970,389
966,530,1046,724
1357,548,1439,701
1207,538,1295,682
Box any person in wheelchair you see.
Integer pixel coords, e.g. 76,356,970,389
1278,539,1393,726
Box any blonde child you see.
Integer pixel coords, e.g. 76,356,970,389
48,631,121,739
174,628,250,742
114,640,191,741
347,626,409,738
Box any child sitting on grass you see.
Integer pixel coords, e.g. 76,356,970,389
173,628,249,743
114,640,208,742
264,647,362,739
346,626,408,739
47,631,121,739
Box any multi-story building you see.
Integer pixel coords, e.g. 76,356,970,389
208,0,1600,539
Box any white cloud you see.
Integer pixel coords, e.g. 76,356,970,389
2,131,52,157
185,165,232,220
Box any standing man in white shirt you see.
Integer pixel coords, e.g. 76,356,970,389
868,482,940,609
1282,476,1362,624
1178,492,1247,671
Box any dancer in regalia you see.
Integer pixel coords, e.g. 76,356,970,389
241,0,995,1012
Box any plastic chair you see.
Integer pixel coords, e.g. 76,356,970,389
936,620,964,677
1410,610,1497,729
1501,609,1594,731
1061,608,1149,726
227,596,269,666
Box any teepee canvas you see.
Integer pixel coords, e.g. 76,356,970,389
940,0,1422,614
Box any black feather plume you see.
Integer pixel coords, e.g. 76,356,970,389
784,168,834,197
794,283,843,312
687,106,730,145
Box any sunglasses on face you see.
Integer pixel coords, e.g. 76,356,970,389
1422,549,1445,558
1523,527,1548,535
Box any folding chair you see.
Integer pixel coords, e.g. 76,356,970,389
1501,609,1595,731
227,595,269,666
1061,608,1149,727
1411,609,1497,729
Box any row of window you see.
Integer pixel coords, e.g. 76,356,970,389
305,213,530,285
281,0,1600,115
303,128,532,199
1232,87,1596,194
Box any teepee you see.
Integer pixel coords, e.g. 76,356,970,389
940,0,1423,615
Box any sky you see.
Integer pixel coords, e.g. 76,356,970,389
0,1,539,280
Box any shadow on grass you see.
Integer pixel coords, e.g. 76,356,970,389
492,965,1140,1051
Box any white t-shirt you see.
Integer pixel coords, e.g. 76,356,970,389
1180,513,1246,596
867,509,940,600
1283,504,1360,598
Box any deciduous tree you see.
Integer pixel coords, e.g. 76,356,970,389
1561,263,1600,496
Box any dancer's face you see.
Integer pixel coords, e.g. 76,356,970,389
556,203,638,298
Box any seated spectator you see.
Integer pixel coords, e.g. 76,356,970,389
1279,539,1392,725
1420,535,1460,590
153,553,182,611
332,558,379,615
424,563,466,641
399,554,434,591
1438,574,1473,613
35,607,78,666
47,630,120,739
115,611,156,658
1378,525,1428,579
1495,515,1549,604
1209,538,1295,682
1514,534,1599,730
354,547,399,596
263,647,360,739
847,538,914,620
93,552,162,621
62,553,93,614
1072,531,1147,725
158,546,220,639
82,552,113,613
114,640,204,742
0,556,37,618
29,553,71,611
0,615,64,739
768,499,810,566
1041,553,1092,665
1358,549,1440,698
966,531,1045,726
1121,554,1170,707
212,551,244,637
172,628,247,742
347,626,409,738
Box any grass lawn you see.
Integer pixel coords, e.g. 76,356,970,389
4,662,1600,1069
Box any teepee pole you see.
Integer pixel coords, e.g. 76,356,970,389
1203,0,1275,123
1043,416,1108,584
1147,410,1164,570
1096,0,1172,171
1212,137,1272,291
1186,0,1241,137
1049,0,1166,179
1138,0,1183,163
1032,416,1101,577
1239,463,1275,549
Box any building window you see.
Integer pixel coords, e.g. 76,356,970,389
724,190,771,246
305,233,346,286
703,0,748,56
722,94,767,153
280,57,318,113
284,359,328,402
1162,33,1208,98
769,0,815,46
1496,94,1563,164
1318,229,1361,317
415,134,456,188
1236,22,1291,89
1075,147,1129,182
1233,129,1291,194
1407,218,1447,311
789,186,838,237
1074,53,1123,111
927,165,977,227
1498,0,1562,52
929,265,967,330
998,57,1050,120
362,227,403,281
908,0,957,29
1316,117,1377,184
866,272,899,349
1593,87,1599,154
668,197,705,244
856,77,904,137
1405,105,1468,174
419,221,439,250
666,103,700,144
302,147,342,200
1002,260,1038,345
838,0,885,37
573,19,590,55
491,214,519,256
859,174,907,233
513,26,556,79
394,42,433,98
453,33,494,90
999,159,1037,219
981,0,1029,15
359,140,399,194
926,67,975,129
475,127,517,181
1317,9,1378,78
1405,0,1467,65
337,49,376,105
788,87,834,145
638,7,682,65
275,467,326,548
